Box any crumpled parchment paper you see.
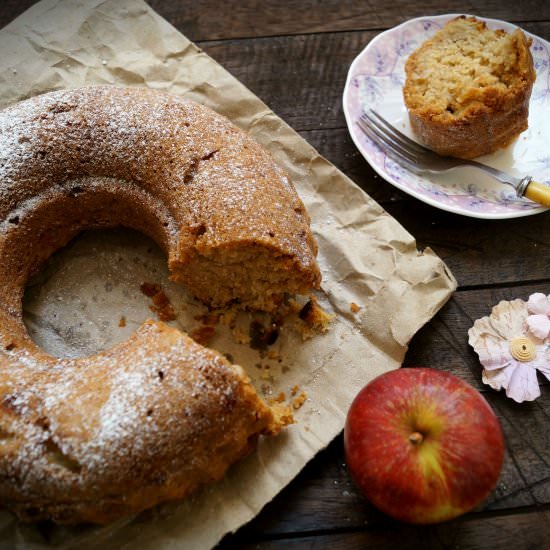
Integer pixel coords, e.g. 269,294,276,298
0,1,457,548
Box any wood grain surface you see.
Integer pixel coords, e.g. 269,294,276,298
1,1,550,549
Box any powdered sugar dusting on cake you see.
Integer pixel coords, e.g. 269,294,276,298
2,322,259,499
0,86,316,266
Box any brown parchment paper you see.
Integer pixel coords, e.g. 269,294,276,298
0,0,457,548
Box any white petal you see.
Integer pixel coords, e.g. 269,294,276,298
527,293,550,316
527,314,550,341
469,315,499,339
469,330,512,370
482,366,515,391
469,315,513,370
506,362,541,403
489,300,528,340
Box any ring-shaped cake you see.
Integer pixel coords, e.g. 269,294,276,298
0,86,320,523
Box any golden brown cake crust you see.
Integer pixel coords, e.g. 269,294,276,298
403,16,536,159
0,86,320,524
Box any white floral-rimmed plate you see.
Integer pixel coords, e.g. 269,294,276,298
343,13,550,219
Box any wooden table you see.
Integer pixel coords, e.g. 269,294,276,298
2,1,550,548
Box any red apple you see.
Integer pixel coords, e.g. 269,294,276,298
344,368,504,524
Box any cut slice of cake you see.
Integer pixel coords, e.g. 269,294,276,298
403,16,536,159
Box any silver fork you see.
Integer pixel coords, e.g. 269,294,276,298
358,110,550,208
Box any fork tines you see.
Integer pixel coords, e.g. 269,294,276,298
358,110,429,172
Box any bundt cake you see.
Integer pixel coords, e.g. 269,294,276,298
0,86,321,523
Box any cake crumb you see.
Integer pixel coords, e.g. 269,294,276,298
287,298,303,314
190,325,216,346
156,304,176,322
271,403,295,427
290,384,300,396
249,319,279,350
152,290,170,308
299,296,333,332
269,392,286,405
140,282,160,297
350,302,361,313
295,296,334,340
219,309,237,329
118,316,126,328
141,282,176,322
260,370,274,382
196,312,220,326
292,391,308,410
232,326,251,345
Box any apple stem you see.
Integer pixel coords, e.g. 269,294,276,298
409,431,424,445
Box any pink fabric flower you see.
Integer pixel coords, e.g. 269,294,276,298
468,298,550,403
526,293,550,340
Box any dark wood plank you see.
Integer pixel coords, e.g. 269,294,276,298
221,508,550,549
200,31,369,133
3,1,549,40
487,392,550,509
149,0,550,40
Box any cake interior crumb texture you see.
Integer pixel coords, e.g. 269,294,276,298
405,17,533,117
403,16,536,158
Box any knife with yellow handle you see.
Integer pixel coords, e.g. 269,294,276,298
518,177,550,208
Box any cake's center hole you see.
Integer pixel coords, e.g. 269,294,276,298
23,228,178,358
